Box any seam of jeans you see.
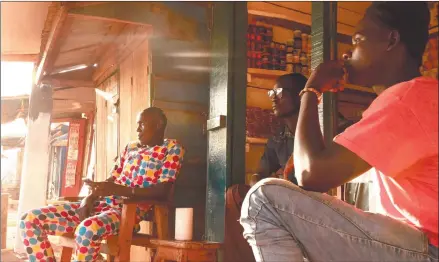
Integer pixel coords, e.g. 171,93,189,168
274,207,430,258
265,183,375,240
247,188,269,262
263,201,310,262
248,187,310,262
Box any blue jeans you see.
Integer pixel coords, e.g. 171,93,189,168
240,178,438,262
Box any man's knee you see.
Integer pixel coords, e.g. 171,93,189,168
241,178,304,218
246,177,302,201
75,218,106,244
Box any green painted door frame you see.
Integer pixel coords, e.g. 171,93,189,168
311,2,339,145
205,2,247,242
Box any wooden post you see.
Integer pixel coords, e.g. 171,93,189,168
14,84,53,253
1,193,9,249
205,2,247,242
311,2,342,199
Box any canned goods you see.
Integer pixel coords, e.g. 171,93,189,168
286,63,294,73
266,27,273,37
286,53,293,63
302,34,308,51
279,43,286,51
292,49,301,63
279,50,286,59
293,63,302,73
261,61,270,69
294,30,302,49
255,42,263,51
263,46,273,54
302,65,309,76
300,52,308,65
286,40,294,53
264,35,273,44
257,26,266,35
279,59,286,67
301,33,308,42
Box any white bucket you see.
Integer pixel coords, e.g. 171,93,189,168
174,208,193,241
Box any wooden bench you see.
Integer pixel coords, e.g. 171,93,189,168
152,240,222,262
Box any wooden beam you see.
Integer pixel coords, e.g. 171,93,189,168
1,54,38,62
44,16,79,75
58,44,99,55
65,1,110,9
35,5,69,86
67,12,154,27
1,95,29,101
247,2,355,36
41,78,95,88
93,25,151,84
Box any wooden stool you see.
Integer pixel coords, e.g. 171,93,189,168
151,239,221,262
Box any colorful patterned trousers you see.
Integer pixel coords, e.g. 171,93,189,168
19,196,144,262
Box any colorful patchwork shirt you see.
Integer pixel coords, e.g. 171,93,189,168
95,139,184,229
112,139,184,187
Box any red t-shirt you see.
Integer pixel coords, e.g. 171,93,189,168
334,77,438,246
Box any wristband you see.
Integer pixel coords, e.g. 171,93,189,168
299,87,322,104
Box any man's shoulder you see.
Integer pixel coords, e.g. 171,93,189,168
164,139,185,153
164,139,180,147
126,141,140,149
364,77,437,117
383,77,437,103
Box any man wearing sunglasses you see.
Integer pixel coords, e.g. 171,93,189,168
224,73,354,262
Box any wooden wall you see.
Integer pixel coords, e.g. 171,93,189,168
119,40,150,149
94,36,150,182
95,74,119,182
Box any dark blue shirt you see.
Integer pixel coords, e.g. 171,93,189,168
258,115,355,184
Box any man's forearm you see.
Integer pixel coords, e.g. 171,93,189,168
294,92,326,183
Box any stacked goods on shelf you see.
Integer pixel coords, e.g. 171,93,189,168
247,22,311,75
246,107,282,139
247,23,273,69
421,36,438,79
429,2,438,30
286,30,311,76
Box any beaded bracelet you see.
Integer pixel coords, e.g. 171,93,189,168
299,87,322,104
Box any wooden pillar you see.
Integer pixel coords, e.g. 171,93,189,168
205,2,247,242
15,148,24,187
14,84,53,253
311,2,341,198
1,193,9,249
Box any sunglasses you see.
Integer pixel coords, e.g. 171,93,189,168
267,87,283,99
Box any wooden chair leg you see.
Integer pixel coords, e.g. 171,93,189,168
154,205,169,240
115,203,137,262
60,246,73,262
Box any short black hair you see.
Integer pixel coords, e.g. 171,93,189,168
366,2,430,67
276,73,308,98
141,107,167,130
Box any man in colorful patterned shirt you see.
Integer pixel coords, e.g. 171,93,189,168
20,107,185,262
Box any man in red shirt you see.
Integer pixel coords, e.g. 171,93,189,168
240,2,438,261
